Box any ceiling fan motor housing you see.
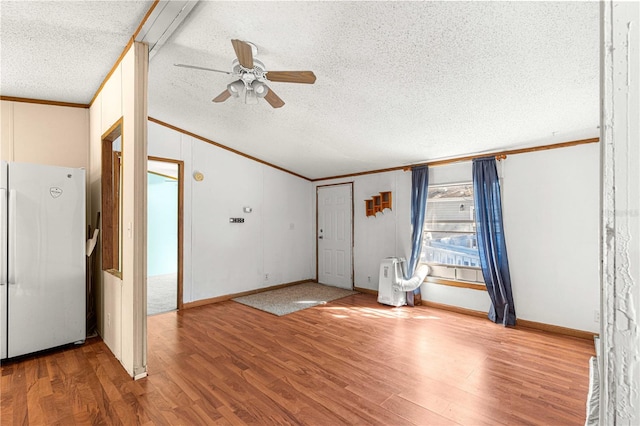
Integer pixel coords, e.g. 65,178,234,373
232,59,267,83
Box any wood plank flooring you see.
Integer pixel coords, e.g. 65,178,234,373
1,293,595,425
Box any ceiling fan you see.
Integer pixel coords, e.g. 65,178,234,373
175,39,316,108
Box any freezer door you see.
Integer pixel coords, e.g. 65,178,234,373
8,162,86,358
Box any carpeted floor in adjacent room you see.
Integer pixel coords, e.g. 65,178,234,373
148,273,177,315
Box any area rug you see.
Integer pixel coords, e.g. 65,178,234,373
232,282,358,316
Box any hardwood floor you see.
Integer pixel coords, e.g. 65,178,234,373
1,293,595,425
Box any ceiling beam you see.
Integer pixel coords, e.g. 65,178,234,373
135,0,199,60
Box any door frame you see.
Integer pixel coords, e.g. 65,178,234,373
147,156,184,310
315,182,355,287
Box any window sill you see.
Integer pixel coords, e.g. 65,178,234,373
104,269,123,280
423,276,486,291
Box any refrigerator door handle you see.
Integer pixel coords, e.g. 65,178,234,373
0,188,5,286
8,189,16,286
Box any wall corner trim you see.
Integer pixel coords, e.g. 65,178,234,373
148,116,312,181
312,137,600,182
0,96,89,109
422,301,597,340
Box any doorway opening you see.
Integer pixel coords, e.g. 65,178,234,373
147,157,183,315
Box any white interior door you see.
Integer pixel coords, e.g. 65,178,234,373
317,184,353,289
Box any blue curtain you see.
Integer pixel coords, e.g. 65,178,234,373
473,157,516,326
406,165,429,306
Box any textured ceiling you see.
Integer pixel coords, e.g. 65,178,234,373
0,0,152,104
1,1,599,180
149,1,599,179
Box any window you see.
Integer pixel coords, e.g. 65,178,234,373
101,120,123,275
421,183,484,284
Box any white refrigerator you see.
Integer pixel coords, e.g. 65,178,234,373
1,161,86,359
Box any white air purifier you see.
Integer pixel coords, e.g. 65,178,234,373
377,257,407,307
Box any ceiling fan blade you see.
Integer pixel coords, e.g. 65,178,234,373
174,63,232,75
264,87,285,108
266,71,316,84
212,90,232,103
231,39,254,69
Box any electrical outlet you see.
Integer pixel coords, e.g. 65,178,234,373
368,276,371,283
594,310,600,323
107,313,111,328
264,273,269,281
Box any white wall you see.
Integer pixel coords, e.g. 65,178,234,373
421,282,490,312
502,143,600,333
313,170,412,290
148,120,313,303
419,145,600,332
314,143,600,333
147,172,178,276
314,166,489,312
89,43,147,378
89,61,124,363
0,101,89,168
1,100,90,221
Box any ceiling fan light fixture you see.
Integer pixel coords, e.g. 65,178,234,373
227,80,244,97
252,81,268,98
244,88,258,105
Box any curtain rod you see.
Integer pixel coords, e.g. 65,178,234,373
403,153,506,171
402,137,598,171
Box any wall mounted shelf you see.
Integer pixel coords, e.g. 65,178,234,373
365,199,375,217
380,191,392,210
373,195,382,214
365,191,392,217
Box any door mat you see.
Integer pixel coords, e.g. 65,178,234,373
232,282,358,316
